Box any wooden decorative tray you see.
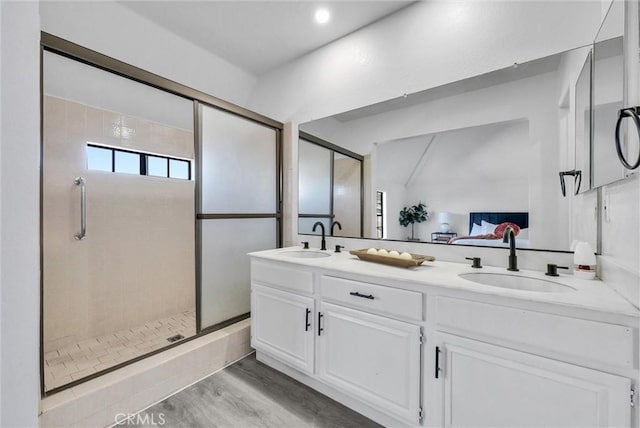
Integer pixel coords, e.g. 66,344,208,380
349,249,435,268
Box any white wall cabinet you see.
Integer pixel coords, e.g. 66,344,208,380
434,332,631,428
251,283,315,374
317,302,422,424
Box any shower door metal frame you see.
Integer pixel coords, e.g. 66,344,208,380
39,32,283,396
194,100,282,333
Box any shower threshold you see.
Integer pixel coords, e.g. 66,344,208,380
44,309,196,391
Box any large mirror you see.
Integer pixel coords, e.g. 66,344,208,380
575,49,592,193
592,0,626,188
299,45,596,252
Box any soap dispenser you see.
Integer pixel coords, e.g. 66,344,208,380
571,241,597,279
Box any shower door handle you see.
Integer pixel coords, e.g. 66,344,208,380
74,177,86,240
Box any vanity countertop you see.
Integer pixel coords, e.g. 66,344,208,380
249,247,640,320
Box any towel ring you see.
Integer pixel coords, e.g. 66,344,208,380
614,107,640,170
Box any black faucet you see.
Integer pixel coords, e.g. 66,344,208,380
502,226,519,271
313,221,327,251
331,221,342,236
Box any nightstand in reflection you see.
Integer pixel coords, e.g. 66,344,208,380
431,232,457,243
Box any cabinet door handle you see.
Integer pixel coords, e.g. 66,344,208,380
435,346,441,379
305,308,311,331
349,291,374,300
317,312,324,336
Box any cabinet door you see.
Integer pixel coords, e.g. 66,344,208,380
251,284,314,373
318,302,421,424
434,333,631,427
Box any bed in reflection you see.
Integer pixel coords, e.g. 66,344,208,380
449,212,530,248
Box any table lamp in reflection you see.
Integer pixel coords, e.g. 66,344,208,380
438,212,452,233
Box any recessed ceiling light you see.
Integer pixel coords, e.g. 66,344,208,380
314,8,330,25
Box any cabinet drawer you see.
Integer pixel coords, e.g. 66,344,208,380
435,296,634,369
251,260,313,294
320,276,422,321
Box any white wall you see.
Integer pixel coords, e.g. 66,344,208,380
39,1,257,108
249,1,602,122
0,1,41,427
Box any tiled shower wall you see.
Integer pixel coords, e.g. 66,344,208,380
42,96,196,352
333,156,361,237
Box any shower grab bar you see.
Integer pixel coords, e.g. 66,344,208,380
74,177,86,240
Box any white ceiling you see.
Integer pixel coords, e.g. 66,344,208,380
119,1,414,76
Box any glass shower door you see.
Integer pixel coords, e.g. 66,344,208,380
198,104,280,330
42,51,196,392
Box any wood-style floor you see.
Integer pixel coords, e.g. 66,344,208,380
125,353,382,428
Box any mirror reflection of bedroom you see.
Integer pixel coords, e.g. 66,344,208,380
374,121,531,248
299,44,598,252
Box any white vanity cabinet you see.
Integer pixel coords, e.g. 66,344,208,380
251,284,315,374
433,332,631,427
250,252,638,428
250,260,424,426
250,261,316,374
317,302,422,424
316,275,423,422
431,296,635,427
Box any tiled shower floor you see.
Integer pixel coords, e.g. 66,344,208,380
44,309,196,391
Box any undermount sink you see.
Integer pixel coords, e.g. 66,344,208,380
459,272,576,293
279,250,331,259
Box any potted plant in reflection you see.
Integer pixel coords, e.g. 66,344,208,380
399,202,429,241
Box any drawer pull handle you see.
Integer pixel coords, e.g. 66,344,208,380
349,291,375,300
435,346,441,379
305,308,311,331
